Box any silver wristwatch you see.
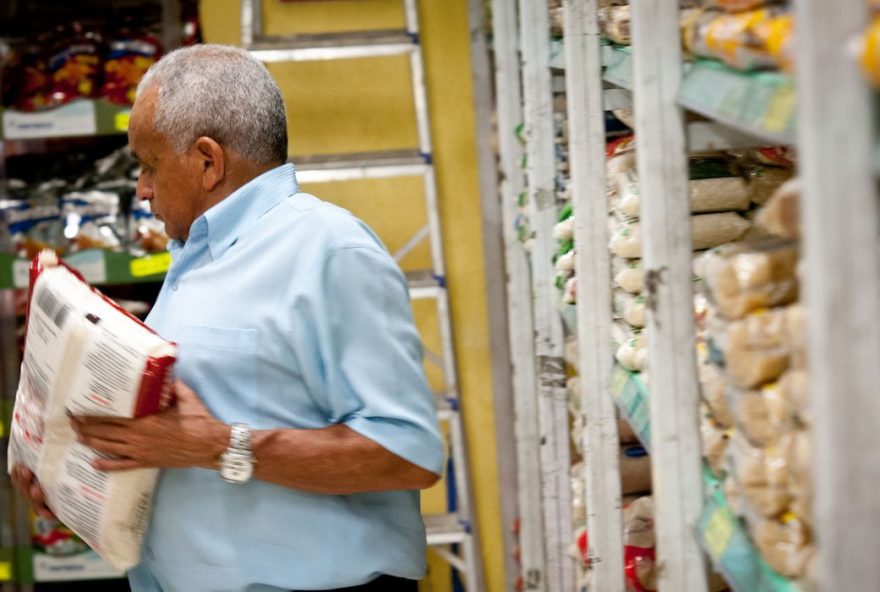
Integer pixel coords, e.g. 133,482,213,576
219,423,255,484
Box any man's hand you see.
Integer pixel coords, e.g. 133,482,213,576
71,380,229,472
10,465,56,519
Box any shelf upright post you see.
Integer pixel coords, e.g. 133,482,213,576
562,0,626,590
629,1,709,590
794,0,880,589
489,0,548,588
517,0,576,589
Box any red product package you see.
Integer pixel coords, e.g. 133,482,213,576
46,24,103,108
8,250,175,570
3,42,53,111
100,30,163,106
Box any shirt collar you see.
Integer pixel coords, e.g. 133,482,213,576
174,163,299,261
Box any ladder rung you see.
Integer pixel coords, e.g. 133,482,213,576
424,513,470,545
248,29,417,62
293,150,430,183
406,270,444,299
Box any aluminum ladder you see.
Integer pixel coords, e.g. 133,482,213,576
239,1,484,589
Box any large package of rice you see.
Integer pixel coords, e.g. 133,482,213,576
8,251,176,570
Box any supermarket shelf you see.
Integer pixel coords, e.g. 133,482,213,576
0,545,124,584
247,29,417,62
0,250,169,290
698,469,801,592
293,149,430,183
0,253,445,302
424,513,470,545
602,45,796,145
609,365,651,451
0,100,130,141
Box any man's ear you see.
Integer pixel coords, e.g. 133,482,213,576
193,136,225,192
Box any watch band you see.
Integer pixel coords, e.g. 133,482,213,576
229,422,252,452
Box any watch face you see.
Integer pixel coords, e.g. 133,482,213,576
221,451,254,483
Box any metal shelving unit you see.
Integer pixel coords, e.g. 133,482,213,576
492,0,880,589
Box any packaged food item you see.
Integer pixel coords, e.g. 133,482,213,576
614,290,647,328
861,16,880,88
727,430,792,517
621,445,652,495
756,178,800,240
758,11,795,71
693,8,790,71
699,362,733,427
787,429,814,528
563,276,577,305
749,512,813,578
100,30,163,106
129,200,169,254
723,307,791,389
46,24,102,107
700,238,799,319
726,381,793,447
7,251,176,570
610,213,751,258
700,411,731,476
616,335,648,373
701,0,776,10
623,496,657,592
613,257,645,294
605,5,632,45
2,42,53,111
61,191,123,252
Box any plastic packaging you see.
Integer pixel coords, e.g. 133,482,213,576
7,251,176,570
723,307,792,389
726,381,793,447
621,445,652,495
699,362,734,427
700,238,800,319
616,336,648,373
756,178,800,240
749,512,813,578
613,257,645,294
46,24,102,107
623,496,657,592
700,411,731,477
614,289,647,329
610,213,751,259
100,30,163,106
616,172,751,219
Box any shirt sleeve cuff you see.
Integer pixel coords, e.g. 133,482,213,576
343,415,446,476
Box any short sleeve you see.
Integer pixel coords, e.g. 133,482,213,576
319,245,445,475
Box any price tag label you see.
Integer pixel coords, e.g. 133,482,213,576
130,252,171,278
763,85,796,133
12,259,30,288
3,100,96,139
703,508,734,561
114,111,131,132
0,561,11,581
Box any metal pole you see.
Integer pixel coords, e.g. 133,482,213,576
517,0,576,588
629,0,708,589
563,0,626,589
489,0,548,588
794,0,880,589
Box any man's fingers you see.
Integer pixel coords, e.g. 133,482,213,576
71,418,133,443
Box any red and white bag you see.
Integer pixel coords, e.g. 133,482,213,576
8,250,175,570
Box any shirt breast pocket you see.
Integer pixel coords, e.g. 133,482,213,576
175,325,260,421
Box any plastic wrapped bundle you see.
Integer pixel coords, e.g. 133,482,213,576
623,497,657,592
610,213,751,258
700,411,731,477
616,335,648,373
756,178,800,240
685,7,789,71
621,445,652,495
699,362,734,427
615,172,751,219
613,257,645,294
723,307,792,389
726,430,792,517
726,381,794,447
614,290,647,328
699,238,799,319
749,513,813,579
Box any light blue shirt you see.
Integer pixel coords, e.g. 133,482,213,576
128,164,445,592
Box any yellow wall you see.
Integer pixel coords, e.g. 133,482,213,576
200,2,505,591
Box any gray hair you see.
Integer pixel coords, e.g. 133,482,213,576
138,44,288,164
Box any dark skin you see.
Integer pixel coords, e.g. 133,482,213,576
11,85,440,513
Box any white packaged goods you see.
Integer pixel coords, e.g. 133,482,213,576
7,251,176,571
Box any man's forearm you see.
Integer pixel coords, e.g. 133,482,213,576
211,423,439,494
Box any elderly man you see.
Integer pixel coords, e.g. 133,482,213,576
11,44,444,592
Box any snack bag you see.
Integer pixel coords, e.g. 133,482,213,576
8,251,176,570
100,30,163,106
